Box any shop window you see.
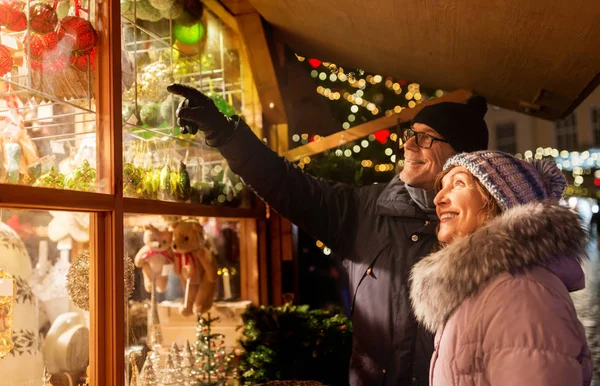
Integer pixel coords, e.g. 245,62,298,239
556,113,578,150
495,122,517,154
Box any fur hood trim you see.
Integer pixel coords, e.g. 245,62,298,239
409,202,587,333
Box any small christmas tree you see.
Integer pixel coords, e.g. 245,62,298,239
140,356,158,386
160,353,183,385
193,313,235,385
180,339,196,383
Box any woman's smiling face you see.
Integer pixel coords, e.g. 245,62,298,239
434,166,492,244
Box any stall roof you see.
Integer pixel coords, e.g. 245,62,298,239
244,0,600,120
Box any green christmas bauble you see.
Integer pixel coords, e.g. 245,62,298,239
173,21,205,45
209,94,236,117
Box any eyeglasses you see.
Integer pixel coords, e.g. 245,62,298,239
400,127,449,149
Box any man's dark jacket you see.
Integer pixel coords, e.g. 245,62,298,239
218,123,437,386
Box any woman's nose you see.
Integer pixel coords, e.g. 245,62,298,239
434,190,447,206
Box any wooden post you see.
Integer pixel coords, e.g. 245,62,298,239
92,0,124,384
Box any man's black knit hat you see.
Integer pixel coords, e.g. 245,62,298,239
411,95,489,153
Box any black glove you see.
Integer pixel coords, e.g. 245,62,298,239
166,83,237,146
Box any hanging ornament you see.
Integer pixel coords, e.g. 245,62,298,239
66,250,90,310
57,16,98,56
29,2,58,34
174,41,199,56
69,46,97,72
0,269,16,359
23,31,67,74
0,44,13,77
374,129,391,144
0,1,26,31
66,250,135,311
307,58,322,69
173,20,205,45
23,32,59,60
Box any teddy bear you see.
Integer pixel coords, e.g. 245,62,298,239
170,220,218,316
134,224,173,293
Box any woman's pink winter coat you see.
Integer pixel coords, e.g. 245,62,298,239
410,202,593,385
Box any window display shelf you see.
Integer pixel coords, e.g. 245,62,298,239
123,197,264,218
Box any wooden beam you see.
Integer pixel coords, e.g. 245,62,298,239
284,89,473,162
203,0,240,33
219,0,256,15
236,12,288,126
0,185,114,211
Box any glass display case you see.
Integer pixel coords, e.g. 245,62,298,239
120,2,250,207
0,0,266,384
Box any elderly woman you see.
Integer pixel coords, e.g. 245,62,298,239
410,151,593,385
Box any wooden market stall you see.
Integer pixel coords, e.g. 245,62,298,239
0,0,598,385
0,0,282,385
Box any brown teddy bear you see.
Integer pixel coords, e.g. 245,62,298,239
134,224,173,293
171,220,218,316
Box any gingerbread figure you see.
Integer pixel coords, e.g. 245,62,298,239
134,224,173,293
170,220,217,316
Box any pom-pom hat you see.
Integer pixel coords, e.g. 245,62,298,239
443,151,567,211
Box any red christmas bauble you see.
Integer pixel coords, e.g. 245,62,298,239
374,129,391,144
0,0,24,27
29,3,58,34
0,44,13,76
31,52,68,72
6,11,26,31
308,58,322,69
57,16,98,55
70,47,97,72
24,32,58,60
